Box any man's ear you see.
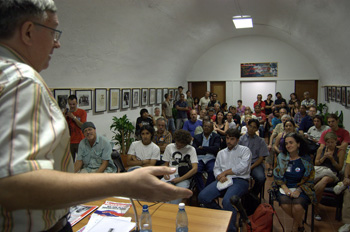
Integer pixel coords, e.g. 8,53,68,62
20,21,35,45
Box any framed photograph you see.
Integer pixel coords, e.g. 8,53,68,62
336,87,341,102
327,86,332,102
324,87,329,102
132,88,140,108
169,89,174,100
342,87,347,106
163,88,168,98
141,88,148,106
109,88,120,111
331,86,336,101
347,87,350,107
241,62,278,77
121,89,131,109
76,90,92,111
95,88,107,112
156,89,162,104
54,89,71,111
149,88,156,105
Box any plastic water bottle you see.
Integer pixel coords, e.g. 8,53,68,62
139,205,152,232
176,203,188,232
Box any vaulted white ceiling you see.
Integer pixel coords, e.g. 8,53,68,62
50,0,350,86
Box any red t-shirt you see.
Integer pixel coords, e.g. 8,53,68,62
66,108,87,144
319,128,350,145
254,101,266,114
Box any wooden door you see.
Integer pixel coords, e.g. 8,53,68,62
210,81,226,104
188,81,207,99
295,80,318,104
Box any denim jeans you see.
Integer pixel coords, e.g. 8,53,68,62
176,118,188,130
195,159,216,193
198,178,249,232
250,163,266,196
167,117,176,133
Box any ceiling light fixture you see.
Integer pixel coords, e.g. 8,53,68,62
232,15,253,29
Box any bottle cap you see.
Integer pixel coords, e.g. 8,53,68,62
178,203,185,210
142,205,149,212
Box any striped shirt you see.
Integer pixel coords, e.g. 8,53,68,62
0,44,74,231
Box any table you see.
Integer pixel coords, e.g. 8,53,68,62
72,197,232,232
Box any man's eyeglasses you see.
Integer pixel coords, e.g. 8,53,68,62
33,22,62,42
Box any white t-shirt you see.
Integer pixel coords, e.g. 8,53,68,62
199,96,210,109
128,141,160,161
163,144,198,175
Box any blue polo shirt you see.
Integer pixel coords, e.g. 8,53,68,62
299,115,314,132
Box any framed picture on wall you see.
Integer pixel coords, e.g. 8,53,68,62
132,88,140,108
54,89,71,111
95,88,107,112
109,88,120,111
156,89,162,104
240,62,278,77
342,87,347,106
121,89,131,109
76,90,92,111
331,86,336,101
324,87,329,102
347,87,350,107
327,86,332,102
149,88,156,105
336,87,341,102
141,88,148,106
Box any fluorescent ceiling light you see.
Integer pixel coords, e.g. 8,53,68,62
232,15,253,29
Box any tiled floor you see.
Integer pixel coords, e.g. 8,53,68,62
264,175,344,232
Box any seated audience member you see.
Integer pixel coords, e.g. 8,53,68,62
127,125,160,171
214,111,229,148
288,93,299,112
163,130,198,204
268,112,290,151
183,109,202,137
294,105,307,126
229,105,241,127
298,106,317,134
239,119,269,196
226,112,237,129
313,131,345,221
75,122,117,173
272,133,315,232
194,116,211,135
175,93,189,130
271,108,282,129
214,103,221,115
273,119,297,155
208,107,216,122
240,106,257,125
306,115,329,142
153,118,172,164
221,102,228,114
253,104,266,138
240,115,253,135
153,107,163,131
318,114,350,152
280,101,290,114
337,150,350,232
301,91,316,110
136,108,155,138
192,121,221,193
237,99,246,116
198,109,207,121
193,97,200,113
264,93,274,116
291,100,300,118
198,128,252,232
254,94,266,114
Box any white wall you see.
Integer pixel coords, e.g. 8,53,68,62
187,35,319,103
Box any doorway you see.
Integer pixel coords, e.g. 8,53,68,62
295,80,318,104
210,81,226,105
188,81,207,99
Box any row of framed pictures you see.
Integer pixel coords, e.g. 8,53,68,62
324,86,350,107
53,88,179,112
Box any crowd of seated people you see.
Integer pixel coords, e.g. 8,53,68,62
75,88,350,232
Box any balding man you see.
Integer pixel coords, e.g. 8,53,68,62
199,91,211,111
183,109,203,137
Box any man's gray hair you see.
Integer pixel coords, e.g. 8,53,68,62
281,114,291,120
0,0,57,39
156,117,166,124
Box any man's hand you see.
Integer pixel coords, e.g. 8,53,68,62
291,189,301,198
171,177,181,184
218,176,228,183
122,167,193,202
67,112,75,119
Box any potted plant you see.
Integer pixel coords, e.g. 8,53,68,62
110,114,135,157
